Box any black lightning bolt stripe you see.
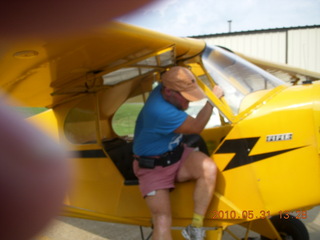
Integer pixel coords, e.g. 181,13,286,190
216,137,305,171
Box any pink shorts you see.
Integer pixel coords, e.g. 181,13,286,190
133,145,194,197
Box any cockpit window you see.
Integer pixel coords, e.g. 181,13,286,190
202,46,285,114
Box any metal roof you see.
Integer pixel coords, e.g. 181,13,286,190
190,25,320,38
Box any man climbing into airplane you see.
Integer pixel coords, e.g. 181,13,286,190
133,66,224,240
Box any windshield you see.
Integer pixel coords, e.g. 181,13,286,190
202,46,285,114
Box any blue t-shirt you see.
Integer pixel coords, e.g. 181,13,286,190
133,84,188,156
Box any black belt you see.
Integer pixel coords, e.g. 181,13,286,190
135,144,184,169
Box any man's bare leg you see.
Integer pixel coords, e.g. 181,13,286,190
177,151,217,216
145,189,172,240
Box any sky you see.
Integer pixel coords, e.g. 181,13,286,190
118,0,320,37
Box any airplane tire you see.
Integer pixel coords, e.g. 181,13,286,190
260,215,309,240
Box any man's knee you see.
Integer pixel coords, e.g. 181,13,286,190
192,152,217,180
153,212,172,226
202,156,217,183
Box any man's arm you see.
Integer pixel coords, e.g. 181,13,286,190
174,101,213,134
174,86,224,134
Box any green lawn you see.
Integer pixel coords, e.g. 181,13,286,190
112,103,143,136
13,107,47,118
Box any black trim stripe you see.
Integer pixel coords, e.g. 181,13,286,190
70,149,106,158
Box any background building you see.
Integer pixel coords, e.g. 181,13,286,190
193,25,320,73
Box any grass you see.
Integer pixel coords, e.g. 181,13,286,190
112,103,143,136
12,107,47,118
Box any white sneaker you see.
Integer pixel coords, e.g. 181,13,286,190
182,225,206,240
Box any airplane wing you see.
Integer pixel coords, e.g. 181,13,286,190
0,21,205,108
236,52,320,84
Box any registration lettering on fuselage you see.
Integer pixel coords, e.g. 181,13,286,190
266,133,293,142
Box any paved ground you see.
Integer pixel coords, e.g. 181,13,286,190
36,206,320,240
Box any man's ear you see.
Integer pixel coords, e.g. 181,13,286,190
162,87,171,96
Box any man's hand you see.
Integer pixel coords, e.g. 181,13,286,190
213,85,224,99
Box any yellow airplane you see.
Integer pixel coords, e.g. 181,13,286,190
1,21,320,240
